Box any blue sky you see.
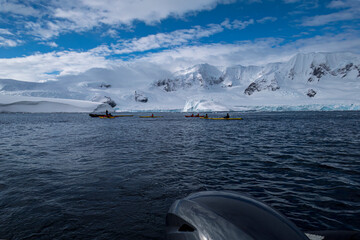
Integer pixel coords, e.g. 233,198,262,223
0,0,359,82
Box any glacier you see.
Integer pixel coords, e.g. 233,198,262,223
0,95,108,113
0,52,359,113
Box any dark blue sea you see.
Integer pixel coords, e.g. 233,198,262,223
0,111,359,239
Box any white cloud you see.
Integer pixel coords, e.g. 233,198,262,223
106,24,224,54
136,30,360,70
137,38,288,71
58,62,172,89
101,29,119,38
57,0,233,25
284,0,319,11
221,18,255,30
231,19,255,30
292,31,310,38
0,36,17,47
302,0,360,26
1,29,359,83
25,20,76,40
283,0,301,3
287,31,360,53
25,0,234,40
302,10,359,26
41,41,58,47
0,36,21,47
0,27,22,47
0,28,13,35
0,0,40,16
91,18,260,56
328,0,351,8
257,17,277,24
0,51,110,81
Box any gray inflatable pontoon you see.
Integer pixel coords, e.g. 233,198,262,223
166,191,360,240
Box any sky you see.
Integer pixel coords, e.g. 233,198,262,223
0,0,359,82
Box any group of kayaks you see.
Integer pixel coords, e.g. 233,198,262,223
89,113,134,118
89,113,163,119
185,113,243,120
89,113,242,120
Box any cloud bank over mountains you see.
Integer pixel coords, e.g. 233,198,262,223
0,0,359,83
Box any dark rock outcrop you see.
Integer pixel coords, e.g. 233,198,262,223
307,89,317,97
153,64,224,92
336,63,360,78
155,78,179,92
104,96,116,107
100,83,111,88
309,63,330,82
244,82,261,95
134,91,148,103
244,78,279,95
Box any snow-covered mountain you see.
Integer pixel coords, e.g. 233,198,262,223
1,52,360,112
155,52,360,96
154,63,224,91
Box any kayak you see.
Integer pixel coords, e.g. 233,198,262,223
139,116,163,118
89,113,106,117
200,117,243,120
185,115,204,118
89,113,133,118
111,115,134,117
94,115,133,118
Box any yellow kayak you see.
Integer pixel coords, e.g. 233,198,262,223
139,116,163,118
99,116,116,119
200,117,243,120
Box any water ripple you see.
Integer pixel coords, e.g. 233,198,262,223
0,112,359,239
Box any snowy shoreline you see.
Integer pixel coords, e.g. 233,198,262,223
1,96,359,113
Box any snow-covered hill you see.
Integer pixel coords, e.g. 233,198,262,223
1,52,360,112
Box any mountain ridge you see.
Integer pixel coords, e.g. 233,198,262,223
154,52,360,97
1,52,360,112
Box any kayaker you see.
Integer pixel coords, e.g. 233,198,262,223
224,113,230,118
152,113,154,117
204,114,208,118
196,113,199,117
105,110,112,117
191,114,194,117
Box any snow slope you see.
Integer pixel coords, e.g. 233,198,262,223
0,95,108,113
0,52,359,112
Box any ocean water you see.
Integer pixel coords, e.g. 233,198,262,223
0,111,359,239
